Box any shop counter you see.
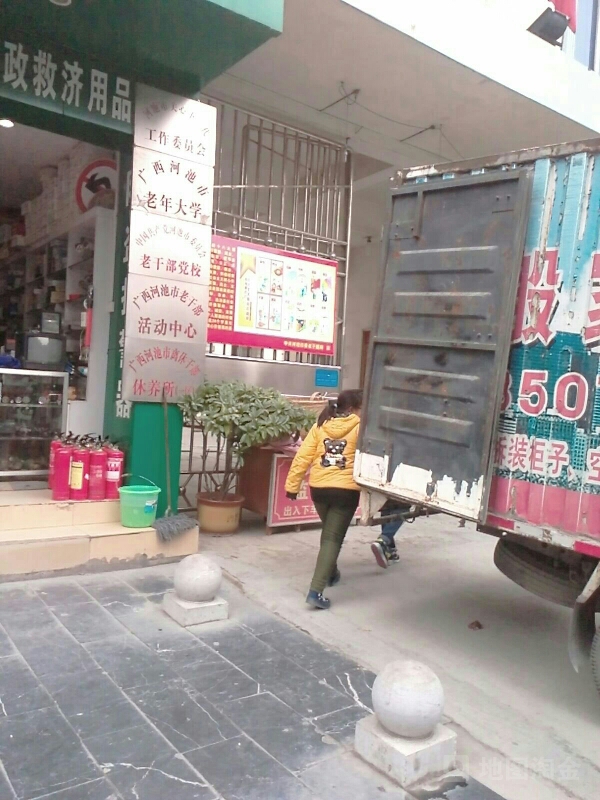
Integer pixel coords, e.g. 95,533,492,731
0,368,68,478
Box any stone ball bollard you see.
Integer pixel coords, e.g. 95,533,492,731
371,660,444,739
174,554,222,603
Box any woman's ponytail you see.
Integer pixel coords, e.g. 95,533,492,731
317,389,362,426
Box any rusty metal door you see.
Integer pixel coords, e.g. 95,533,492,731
356,169,532,521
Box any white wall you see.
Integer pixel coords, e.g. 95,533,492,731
342,240,381,389
342,0,600,136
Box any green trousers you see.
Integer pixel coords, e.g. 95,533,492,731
310,489,359,593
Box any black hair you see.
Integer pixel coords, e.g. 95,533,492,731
317,389,363,427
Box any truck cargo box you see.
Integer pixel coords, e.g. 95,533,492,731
356,139,600,554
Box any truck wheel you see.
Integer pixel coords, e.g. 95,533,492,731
494,538,584,608
592,629,600,698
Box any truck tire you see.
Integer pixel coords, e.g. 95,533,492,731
592,629,600,698
494,538,585,608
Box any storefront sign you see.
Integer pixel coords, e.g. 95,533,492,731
128,211,211,286
267,455,320,527
209,237,338,355
267,454,361,527
1,38,132,133
134,84,216,167
125,274,208,345
121,337,206,402
122,85,216,403
131,148,213,226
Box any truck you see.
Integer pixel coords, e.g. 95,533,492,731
355,138,600,698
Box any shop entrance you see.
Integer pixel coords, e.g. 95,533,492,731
0,120,118,484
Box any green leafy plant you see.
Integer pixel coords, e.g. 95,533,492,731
179,381,316,500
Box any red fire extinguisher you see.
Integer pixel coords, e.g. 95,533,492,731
52,443,74,501
105,444,125,500
70,445,91,501
48,435,63,490
89,445,108,501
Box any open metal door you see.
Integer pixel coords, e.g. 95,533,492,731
356,169,532,522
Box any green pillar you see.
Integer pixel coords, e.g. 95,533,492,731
129,402,183,518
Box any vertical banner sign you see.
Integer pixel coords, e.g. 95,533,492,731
209,237,338,356
122,85,216,403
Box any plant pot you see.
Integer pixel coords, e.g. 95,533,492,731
197,493,244,534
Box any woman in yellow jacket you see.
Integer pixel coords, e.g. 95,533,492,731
285,389,362,609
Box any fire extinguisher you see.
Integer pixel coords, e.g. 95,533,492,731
89,444,108,501
70,445,91,501
105,444,125,500
48,434,64,490
52,442,74,501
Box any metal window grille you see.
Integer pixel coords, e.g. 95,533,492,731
203,97,352,366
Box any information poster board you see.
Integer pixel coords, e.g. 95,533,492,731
209,237,338,356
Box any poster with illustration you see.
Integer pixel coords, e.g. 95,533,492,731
210,236,338,356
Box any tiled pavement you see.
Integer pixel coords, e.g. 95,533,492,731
0,569,413,800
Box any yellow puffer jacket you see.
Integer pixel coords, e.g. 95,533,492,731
285,414,361,493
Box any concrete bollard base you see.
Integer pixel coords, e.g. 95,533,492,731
163,590,229,627
355,714,457,788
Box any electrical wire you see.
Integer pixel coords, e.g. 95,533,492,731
219,71,451,162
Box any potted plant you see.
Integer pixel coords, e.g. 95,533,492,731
179,381,315,534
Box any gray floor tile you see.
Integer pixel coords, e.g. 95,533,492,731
222,692,339,771
35,583,93,609
412,777,507,800
177,659,260,705
155,642,223,670
0,625,15,659
115,608,199,653
0,767,16,799
0,589,47,619
238,651,353,717
258,627,360,680
240,612,293,637
186,736,318,800
80,582,147,616
194,625,280,664
126,680,238,752
0,706,98,800
70,700,146,742
322,665,375,710
314,705,372,744
29,778,121,799
16,626,98,679
50,603,126,644
84,723,173,769
85,636,177,690
122,574,173,595
300,751,410,799
106,752,214,800
0,608,57,640
40,668,126,718
0,656,53,717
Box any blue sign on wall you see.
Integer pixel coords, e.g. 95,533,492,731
314,368,339,388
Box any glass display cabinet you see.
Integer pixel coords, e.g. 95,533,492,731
0,368,68,478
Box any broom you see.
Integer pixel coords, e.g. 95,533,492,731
153,390,197,542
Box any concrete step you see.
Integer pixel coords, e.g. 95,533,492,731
0,490,121,531
0,520,199,578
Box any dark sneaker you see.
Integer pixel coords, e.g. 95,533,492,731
306,590,331,609
371,539,389,569
328,567,341,587
371,537,398,569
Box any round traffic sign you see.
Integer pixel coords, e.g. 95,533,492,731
75,159,117,213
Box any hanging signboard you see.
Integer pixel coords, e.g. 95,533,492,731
131,148,213,226
1,36,132,133
122,85,215,403
208,236,338,356
128,211,211,286
134,84,217,167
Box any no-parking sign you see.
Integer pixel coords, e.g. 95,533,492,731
75,159,117,212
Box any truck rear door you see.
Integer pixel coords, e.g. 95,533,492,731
356,169,532,522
